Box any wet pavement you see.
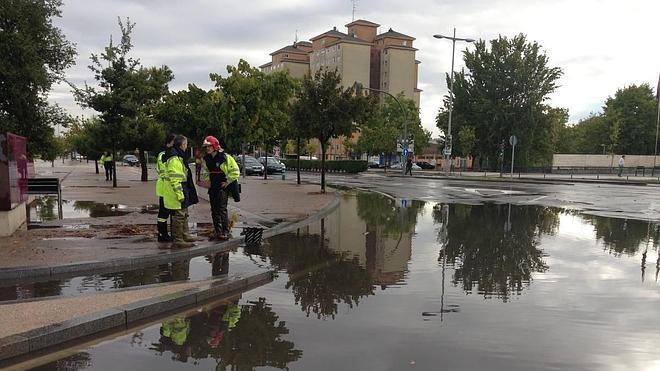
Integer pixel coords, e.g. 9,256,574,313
14,192,660,371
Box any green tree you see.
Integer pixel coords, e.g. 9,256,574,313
292,69,371,192
71,18,172,185
356,94,429,168
437,34,564,167
157,84,223,148
605,84,657,155
67,117,109,173
0,0,76,158
456,126,476,157
210,60,296,157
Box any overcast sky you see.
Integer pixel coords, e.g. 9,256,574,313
50,0,660,137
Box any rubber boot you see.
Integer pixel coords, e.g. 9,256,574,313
172,213,193,249
157,222,172,242
183,220,202,242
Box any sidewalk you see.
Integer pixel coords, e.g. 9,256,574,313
0,161,335,269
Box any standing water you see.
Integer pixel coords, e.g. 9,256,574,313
14,192,660,370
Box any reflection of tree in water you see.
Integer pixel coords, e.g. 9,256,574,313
580,215,659,256
73,201,128,218
355,192,425,237
435,204,558,301
265,231,374,319
34,196,57,221
149,298,301,370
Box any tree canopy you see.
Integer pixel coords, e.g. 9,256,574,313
437,34,564,167
0,0,76,158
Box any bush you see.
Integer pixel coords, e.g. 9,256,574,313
281,159,368,173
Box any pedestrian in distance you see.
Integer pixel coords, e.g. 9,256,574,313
155,134,175,242
405,157,413,176
100,151,113,181
163,135,199,248
618,155,625,177
201,136,240,241
194,149,203,182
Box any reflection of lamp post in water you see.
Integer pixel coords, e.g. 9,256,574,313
438,204,449,321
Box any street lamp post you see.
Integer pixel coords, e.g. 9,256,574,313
354,83,408,176
434,29,474,175
654,74,660,176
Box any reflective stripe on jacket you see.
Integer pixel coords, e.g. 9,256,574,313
156,151,167,197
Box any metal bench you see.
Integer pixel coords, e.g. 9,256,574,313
27,177,62,219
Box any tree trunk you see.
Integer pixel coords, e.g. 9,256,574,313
320,141,326,193
94,160,99,174
296,137,301,185
139,149,148,181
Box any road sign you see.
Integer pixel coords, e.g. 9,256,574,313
443,147,452,156
509,135,518,147
403,148,409,156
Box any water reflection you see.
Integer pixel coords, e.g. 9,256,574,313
434,203,557,301
581,215,659,256
147,298,301,369
0,252,230,301
263,193,425,319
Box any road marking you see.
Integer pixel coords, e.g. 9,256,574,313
525,195,547,203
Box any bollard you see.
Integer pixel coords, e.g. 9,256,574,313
281,171,285,180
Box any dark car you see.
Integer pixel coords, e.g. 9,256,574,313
236,155,265,176
122,154,139,167
416,161,436,170
258,157,286,174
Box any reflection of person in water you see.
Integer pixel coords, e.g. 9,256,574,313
161,317,191,346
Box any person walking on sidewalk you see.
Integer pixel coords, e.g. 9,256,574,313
405,157,413,176
163,135,199,248
201,136,240,241
100,151,113,181
618,155,625,177
156,134,175,242
194,150,203,182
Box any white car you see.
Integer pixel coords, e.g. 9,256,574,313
389,162,421,170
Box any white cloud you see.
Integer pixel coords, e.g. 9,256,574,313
51,0,660,136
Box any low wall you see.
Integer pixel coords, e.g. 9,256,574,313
0,202,26,237
553,154,659,168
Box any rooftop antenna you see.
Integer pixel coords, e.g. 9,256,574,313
294,29,298,44
351,0,358,21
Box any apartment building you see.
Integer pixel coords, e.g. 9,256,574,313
261,19,421,160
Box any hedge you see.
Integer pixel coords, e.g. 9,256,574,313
281,159,368,173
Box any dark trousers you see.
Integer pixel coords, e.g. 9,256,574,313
104,163,113,180
405,166,413,176
157,197,171,224
209,189,230,234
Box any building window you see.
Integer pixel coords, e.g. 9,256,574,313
384,50,388,54
285,54,289,57
402,41,407,46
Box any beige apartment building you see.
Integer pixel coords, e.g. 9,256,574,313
261,19,421,160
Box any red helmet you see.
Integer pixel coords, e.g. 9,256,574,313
202,136,221,151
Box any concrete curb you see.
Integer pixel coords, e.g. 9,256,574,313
0,270,273,362
0,192,340,283
384,173,650,186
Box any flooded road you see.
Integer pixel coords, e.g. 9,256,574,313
16,192,660,370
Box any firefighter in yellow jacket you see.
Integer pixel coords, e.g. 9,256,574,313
156,134,175,242
162,135,199,248
201,136,240,241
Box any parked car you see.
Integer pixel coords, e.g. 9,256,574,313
122,154,139,167
236,155,265,176
368,160,382,169
389,162,421,170
258,157,286,174
416,161,436,170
